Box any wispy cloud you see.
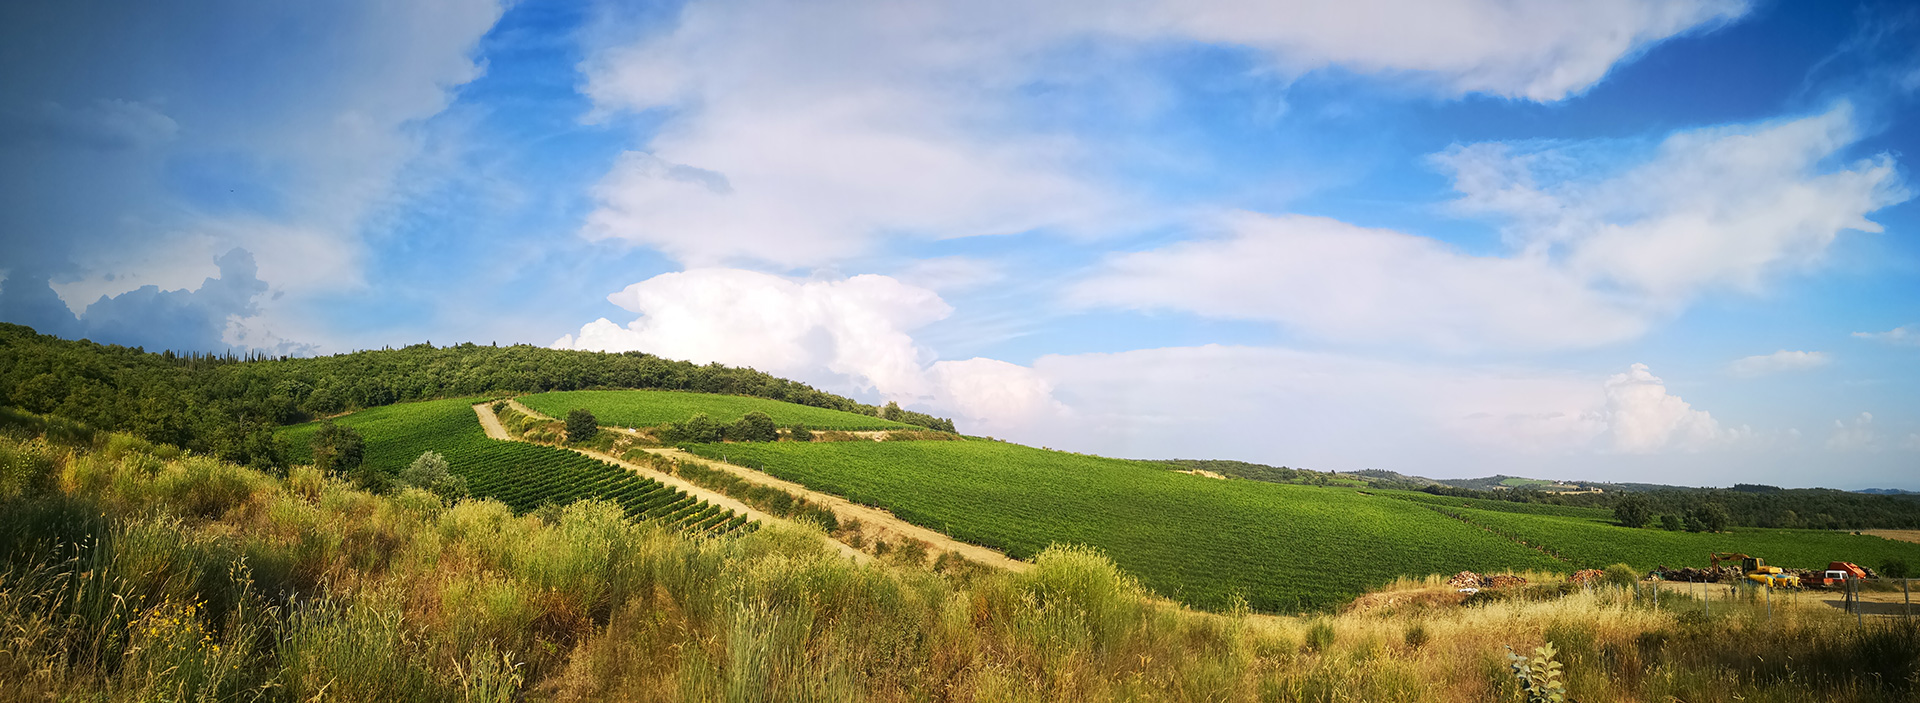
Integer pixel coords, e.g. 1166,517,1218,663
1728,350,1830,377
1854,325,1919,345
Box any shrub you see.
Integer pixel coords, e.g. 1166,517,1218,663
400,450,468,500
787,424,813,442
1883,559,1911,579
309,421,363,478
1604,563,1639,588
565,409,598,444
727,411,778,443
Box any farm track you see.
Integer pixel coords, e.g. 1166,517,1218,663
474,402,870,564
502,399,1027,572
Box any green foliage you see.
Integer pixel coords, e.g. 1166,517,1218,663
308,420,363,478
1883,559,1910,579
787,424,813,442
658,413,724,444
1156,458,1368,487
1692,502,1731,533
727,411,779,442
1603,563,1639,588
1613,494,1652,528
1506,642,1568,703
400,450,469,500
1660,514,1683,531
565,408,598,443
690,440,1565,612
521,389,917,432
0,322,888,468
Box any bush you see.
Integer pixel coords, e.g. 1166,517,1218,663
400,451,468,500
309,421,363,478
727,411,778,442
1604,563,1639,588
565,409,598,444
660,413,722,444
1883,559,1911,580
787,424,813,442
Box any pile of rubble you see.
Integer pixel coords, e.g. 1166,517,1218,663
1652,566,1742,583
1568,569,1605,585
1445,571,1529,589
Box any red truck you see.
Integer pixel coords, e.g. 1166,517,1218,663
1820,561,1868,587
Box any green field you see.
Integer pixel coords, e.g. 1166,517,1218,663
282,398,748,534
690,440,1566,611
518,389,915,431
1377,490,1615,520
1438,506,1920,572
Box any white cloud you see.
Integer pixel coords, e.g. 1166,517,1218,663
891,257,1008,293
1074,106,1905,351
1068,212,1650,351
1438,104,1906,299
1827,412,1878,452
1601,363,1728,453
578,0,1745,267
1854,325,1919,346
1728,350,1831,377
550,269,1059,429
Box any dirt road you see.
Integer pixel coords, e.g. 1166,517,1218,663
472,402,869,564
498,399,1028,571
1864,529,1920,545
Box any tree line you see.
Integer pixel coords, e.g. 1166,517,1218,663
0,323,956,469
1417,482,1920,530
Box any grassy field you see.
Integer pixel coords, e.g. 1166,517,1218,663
281,398,747,533
1440,506,1920,572
1377,489,1615,520
518,389,915,431
690,440,1566,611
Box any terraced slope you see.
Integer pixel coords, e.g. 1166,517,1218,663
282,398,748,534
1437,506,1920,571
518,389,914,431
689,440,1567,612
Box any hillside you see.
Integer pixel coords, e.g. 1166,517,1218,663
519,389,916,431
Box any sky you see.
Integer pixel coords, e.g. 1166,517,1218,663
2,0,1918,489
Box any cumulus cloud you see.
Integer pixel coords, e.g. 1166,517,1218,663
551,269,1059,429
1728,350,1831,377
1601,363,1728,453
1074,106,1905,351
1827,412,1878,452
1854,325,1919,346
578,0,1743,267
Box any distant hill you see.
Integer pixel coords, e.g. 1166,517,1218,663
1858,488,1919,495
1337,468,1438,487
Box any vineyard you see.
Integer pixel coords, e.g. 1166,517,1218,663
1435,506,1920,571
688,439,1567,611
281,398,748,535
518,389,916,431
1376,490,1615,520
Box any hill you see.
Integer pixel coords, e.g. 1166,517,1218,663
519,389,916,431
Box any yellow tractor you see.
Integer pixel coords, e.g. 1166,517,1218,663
1712,552,1799,588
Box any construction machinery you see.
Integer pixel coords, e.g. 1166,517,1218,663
1820,562,1867,587
1710,552,1800,588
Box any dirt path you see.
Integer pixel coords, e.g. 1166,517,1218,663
499,399,1029,572
472,403,869,564
1863,529,1920,545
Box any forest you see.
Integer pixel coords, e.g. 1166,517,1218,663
0,323,954,469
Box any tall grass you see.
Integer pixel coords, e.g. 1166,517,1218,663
0,428,1910,702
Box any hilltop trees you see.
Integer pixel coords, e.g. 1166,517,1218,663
565,409,598,443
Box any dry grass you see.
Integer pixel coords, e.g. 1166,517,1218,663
0,431,1911,703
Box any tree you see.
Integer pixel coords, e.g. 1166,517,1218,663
310,420,364,478
662,413,722,444
1659,514,1683,531
1613,494,1652,528
565,409,598,443
1881,559,1909,580
788,424,813,442
401,450,468,500
1697,502,1731,533
728,411,778,442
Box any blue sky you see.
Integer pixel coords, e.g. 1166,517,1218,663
3,0,1918,488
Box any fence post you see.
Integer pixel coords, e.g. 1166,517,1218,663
1765,582,1771,620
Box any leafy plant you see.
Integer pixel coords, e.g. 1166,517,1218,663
565,409,598,443
1506,642,1569,703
